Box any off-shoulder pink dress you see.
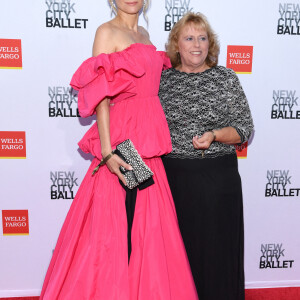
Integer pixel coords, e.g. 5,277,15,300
40,43,198,300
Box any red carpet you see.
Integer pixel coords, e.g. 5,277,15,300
245,287,300,300
1,288,300,299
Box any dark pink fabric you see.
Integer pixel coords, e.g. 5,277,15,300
4,287,300,299
40,44,198,300
71,44,172,160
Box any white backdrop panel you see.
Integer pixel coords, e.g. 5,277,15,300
0,0,299,297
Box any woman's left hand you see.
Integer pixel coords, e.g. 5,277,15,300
192,132,214,150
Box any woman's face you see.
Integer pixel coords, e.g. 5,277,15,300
177,24,209,72
115,0,143,14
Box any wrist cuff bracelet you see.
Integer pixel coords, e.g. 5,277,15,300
92,151,115,176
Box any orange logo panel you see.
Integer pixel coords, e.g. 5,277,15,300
235,141,248,159
226,45,253,74
0,39,22,69
2,210,29,235
0,131,26,159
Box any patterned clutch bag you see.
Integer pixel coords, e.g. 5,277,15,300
115,139,153,189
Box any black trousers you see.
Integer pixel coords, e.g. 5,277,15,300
163,154,245,300
122,177,154,262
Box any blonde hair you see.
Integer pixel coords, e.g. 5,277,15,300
109,0,150,22
166,12,220,68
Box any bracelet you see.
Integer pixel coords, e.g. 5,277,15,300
210,130,216,142
92,151,115,176
100,151,115,166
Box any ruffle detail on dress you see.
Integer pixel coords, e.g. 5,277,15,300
77,123,102,159
70,51,145,117
71,44,172,161
158,51,172,70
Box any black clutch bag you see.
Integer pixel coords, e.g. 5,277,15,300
115,139,153,189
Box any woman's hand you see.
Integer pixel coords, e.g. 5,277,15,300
192,131,215,150
192,127,242,150
105,153,132,186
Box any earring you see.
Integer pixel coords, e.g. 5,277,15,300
143,0,148,24
109,0,117,15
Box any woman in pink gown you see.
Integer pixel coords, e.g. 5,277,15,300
40,1,198,299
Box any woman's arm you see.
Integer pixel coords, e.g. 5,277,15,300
193,69,254,150
93,25,132,185
192,127,241,150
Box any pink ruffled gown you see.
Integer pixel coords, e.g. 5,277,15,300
40,43,198,300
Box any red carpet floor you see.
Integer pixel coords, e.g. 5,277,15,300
245,287,300,300
1,287,300,299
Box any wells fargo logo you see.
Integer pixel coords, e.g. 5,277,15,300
226,45,253,74
0,39,22,69
0,131,26,159
235,142,248,159
2,210,29,235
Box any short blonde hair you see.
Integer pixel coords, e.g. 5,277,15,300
166,12,220,68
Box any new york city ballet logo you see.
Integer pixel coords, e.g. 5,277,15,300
0,131,26,159
271,90,299,119
265,169,300,197
235,142,248,159
226,46,253,74
2,210,29,236
277,3,300,35
45,0,88,29
0,39,22,69
48,86,79,117
260,243,294,269
50,171,79,200
164,0,193,31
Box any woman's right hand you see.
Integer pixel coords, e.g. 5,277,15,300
105,153,133,186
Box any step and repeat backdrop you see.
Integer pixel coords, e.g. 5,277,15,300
0,0,299,297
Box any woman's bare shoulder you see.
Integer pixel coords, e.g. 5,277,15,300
92,22,118,56
96,21,119,36
138,26,150,39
